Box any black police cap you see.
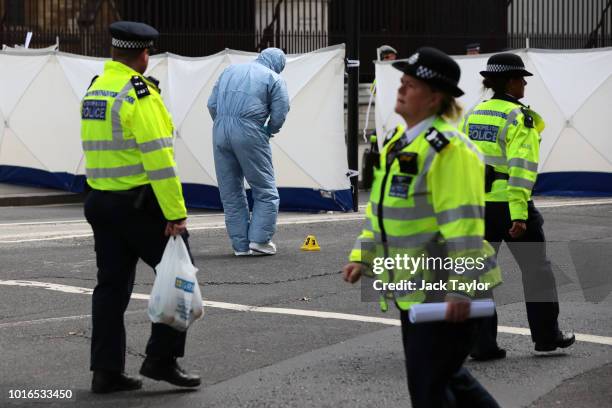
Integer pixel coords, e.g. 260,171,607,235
392,47,463,97
109,21,159,49
480,52,533,78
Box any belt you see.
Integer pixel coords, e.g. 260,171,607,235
93,185,147,197
485,165,509,193
492,171,509,181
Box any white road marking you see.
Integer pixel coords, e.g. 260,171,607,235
1,279,611,347
2,197,611,244
0,233,94,243
0,212,224,227
359,198,612,209
0,214,364,244
497,325,612,346
537,198,612,208
0,219,85,227
0,309,143,329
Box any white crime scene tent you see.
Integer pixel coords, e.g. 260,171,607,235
0,45,351,211
374,48,612,196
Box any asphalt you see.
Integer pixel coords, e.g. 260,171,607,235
0,191,611,407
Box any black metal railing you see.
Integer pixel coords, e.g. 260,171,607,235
1,0,611,80
507,0,612,49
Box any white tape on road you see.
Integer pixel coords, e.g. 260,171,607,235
1,279,611,347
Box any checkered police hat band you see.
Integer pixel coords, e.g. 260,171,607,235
486,64,525,73
112,38,154,49
415,65,452,83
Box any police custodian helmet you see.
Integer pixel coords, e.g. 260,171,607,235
479,53,533,78
109,21,159,49
392,46,464,97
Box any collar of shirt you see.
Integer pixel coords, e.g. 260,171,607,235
404,115,436,145
105,60,141,77
492,92,526,107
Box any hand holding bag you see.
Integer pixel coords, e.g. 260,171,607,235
148,236,203,331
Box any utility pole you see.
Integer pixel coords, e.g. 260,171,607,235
346,0,360,212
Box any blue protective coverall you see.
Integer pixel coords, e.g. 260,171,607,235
207,48,290,252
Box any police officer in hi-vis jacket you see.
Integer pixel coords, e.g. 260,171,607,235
343,47,502,408
459,52,575,361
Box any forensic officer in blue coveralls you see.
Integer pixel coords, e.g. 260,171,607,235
208,48,290,257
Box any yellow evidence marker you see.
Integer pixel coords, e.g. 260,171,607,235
301,235,321,251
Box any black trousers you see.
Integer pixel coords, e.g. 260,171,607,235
85,189,191,372
400,312,500,408
473,201,560,352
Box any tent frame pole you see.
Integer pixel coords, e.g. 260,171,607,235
346,0,360,212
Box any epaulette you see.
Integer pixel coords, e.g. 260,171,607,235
130,75,150,99
424,127,449,152
87,75,99,90
146,76,161,94
520,107,534,128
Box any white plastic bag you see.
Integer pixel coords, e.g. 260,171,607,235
148,236,203,331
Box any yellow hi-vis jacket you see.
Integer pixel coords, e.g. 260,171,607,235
349,117,502,312
459,95,545,221
80,61,187,221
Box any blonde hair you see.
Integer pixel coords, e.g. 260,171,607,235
438,94,463,122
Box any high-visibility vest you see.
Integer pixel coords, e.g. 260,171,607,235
459,98,545,221
80,61,186,221
349,117,502,312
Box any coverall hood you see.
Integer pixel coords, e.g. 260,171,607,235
256,48,286,74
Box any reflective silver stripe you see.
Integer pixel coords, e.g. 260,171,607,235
353,236,374,251
380,205,434,221
484,155,507,166
365,216,375,232
139,137,174,154
147,166,177,181
446,236,483,252
412,145,437,210
436,205,484,225
374,231,438,248
462,109,474,133
85,90,135,104
111,81,134,140
86,163,144,179
472,110,509,120
463,256,497,279
508,158,538,172
498,108,522,157
508,176,535,189
365,215,377,237
82,139,137,151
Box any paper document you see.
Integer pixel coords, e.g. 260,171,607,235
408,299,495,323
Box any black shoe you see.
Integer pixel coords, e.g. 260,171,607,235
535,331,576,352
140,357,201,387
470,347,507,361
91,371,142,394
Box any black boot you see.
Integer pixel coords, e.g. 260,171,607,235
470,347,507,362
140,357,201,387
535,331,576,352
91,371,142,394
